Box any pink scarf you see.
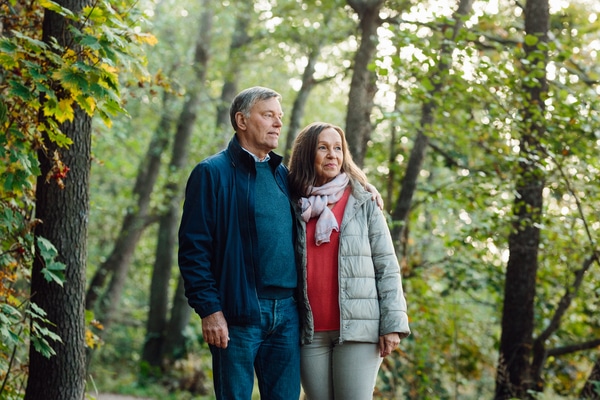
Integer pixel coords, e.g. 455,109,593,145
299,173,349,245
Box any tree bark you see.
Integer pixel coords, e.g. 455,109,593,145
282,47,320,165
26,3,91,398
495,0,549,398
344,0,384,167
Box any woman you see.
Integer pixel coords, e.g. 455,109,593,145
288,122,410,400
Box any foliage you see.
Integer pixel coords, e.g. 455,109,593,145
85,0,600,396
363,0,600,397
2,0,598,398
0,0,152,397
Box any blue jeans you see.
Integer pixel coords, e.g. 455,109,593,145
210,297,301,400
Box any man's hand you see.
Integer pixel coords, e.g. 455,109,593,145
365,183,384,210
202,311,230,349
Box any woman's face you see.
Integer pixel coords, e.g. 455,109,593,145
314,128,343,186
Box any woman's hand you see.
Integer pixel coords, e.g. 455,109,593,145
378,332,401,357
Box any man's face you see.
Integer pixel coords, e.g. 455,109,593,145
236,97,283,159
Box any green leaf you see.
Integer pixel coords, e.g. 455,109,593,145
8,80,36,102
36,236,58,258
30,335,58,358
41,260,66,286
11,30,48,52
28,302,48,319
421,77,435,91
524,34,539,46
2,172,14,192
23,60,48,81
41,120,73,148
79,34,102,51
53,67,90,93
36,237,66,286
0,52,18,69
100,98,125,116
39,0,76,20
0,38,18,53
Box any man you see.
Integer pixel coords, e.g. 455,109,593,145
178,86,300,399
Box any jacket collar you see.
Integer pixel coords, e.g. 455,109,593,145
227,134,283,171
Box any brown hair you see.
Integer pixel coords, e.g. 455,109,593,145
288,122,367,199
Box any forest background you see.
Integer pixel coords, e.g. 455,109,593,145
1,0,600,399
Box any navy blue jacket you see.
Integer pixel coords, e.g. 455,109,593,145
178,135,293,326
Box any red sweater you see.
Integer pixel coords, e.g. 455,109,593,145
306,187,351,331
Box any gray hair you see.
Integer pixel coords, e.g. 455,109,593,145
229,86,282,131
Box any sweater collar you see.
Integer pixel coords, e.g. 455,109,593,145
227,134,283,171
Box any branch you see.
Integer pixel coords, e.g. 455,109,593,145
547,339,600,357
561,60,600,86
541,146,600,257
535,254,598,345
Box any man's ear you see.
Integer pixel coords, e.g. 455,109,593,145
235,112,247,131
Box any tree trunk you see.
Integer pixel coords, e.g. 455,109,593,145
85,89,172,324
142,0,213,369
215,3,253,148
162,276,193,360
344,0,384,167
495,0,549,398
26,4,91,399
282,47,320,165
282,6,340,165
141,205,177,369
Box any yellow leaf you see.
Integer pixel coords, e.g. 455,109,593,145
39,0,76,19
55,98,75,123
137,33,158,46
63,48,77,62
77,95,96,116
100,63,118,75
98,109,113,128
